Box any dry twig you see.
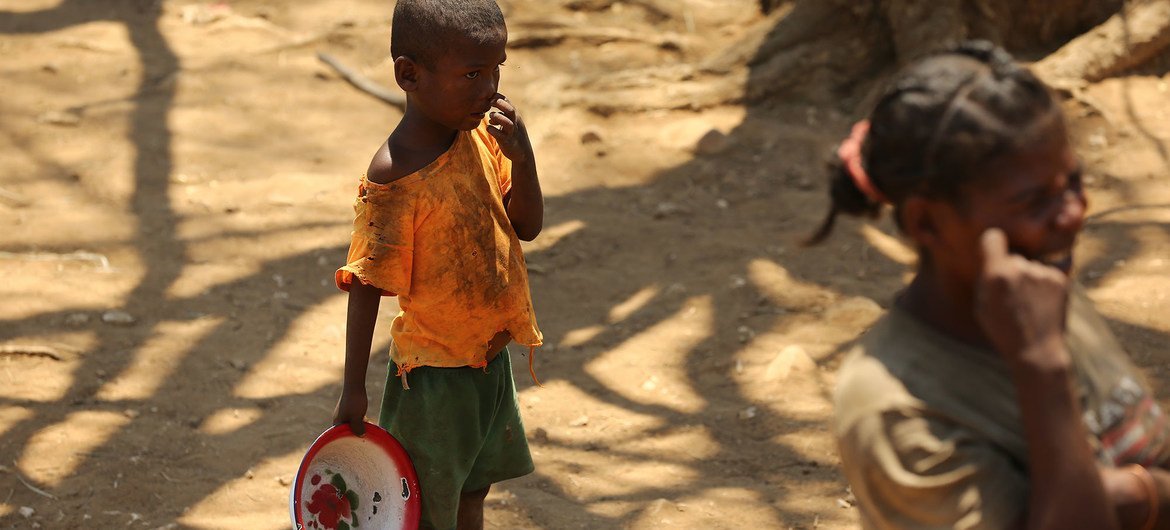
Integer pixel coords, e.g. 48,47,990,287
316,52,406,109
0,187,30,207
0,250,111,271
10,464,57,500
508,27,684,49
0,345,64,361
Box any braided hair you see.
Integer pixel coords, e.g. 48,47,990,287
806,41,1063,245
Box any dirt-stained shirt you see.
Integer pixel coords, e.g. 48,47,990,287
335,120,542,374
835,287,1170,530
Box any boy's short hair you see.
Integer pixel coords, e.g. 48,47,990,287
391,0,506,68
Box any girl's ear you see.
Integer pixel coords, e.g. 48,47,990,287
394,56,419,92
900,196,944,251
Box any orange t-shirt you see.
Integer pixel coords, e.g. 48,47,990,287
335,121,542,374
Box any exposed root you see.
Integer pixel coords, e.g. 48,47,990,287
509,26,686,50
562,0,678,22
550,0,887,114
1035,0,1170,84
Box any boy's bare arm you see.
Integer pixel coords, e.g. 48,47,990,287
487,94,543,241
332,280,382,436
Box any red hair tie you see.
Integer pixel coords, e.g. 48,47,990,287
837,120,887,204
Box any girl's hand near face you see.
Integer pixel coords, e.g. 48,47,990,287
974,228,1072,371
977,228,1121,530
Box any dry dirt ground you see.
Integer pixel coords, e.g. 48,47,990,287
2,1,1170,529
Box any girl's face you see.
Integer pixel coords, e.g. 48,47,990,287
923,120,1087,288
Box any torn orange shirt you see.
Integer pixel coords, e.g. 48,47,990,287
335,121,542,374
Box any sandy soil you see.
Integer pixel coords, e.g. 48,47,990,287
1,1,1169,528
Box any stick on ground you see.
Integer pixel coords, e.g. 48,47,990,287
11,464,57,500
0,345,65,361
316,52,405,109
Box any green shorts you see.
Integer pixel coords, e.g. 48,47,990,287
378,347,534,530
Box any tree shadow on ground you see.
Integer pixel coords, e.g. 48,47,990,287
2,2,1169,529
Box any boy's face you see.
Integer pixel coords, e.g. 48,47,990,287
409,31,508,132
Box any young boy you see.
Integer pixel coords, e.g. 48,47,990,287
331,1,544,528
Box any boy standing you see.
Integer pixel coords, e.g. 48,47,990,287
331,1,544,528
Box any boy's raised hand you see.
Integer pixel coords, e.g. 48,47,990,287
974,228,1071,370
486,93,532,163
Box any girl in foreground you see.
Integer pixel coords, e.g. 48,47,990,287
815,41,1170,529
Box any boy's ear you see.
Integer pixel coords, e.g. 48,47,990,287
394,56,420,92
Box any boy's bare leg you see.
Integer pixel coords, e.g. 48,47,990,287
457,486,490,530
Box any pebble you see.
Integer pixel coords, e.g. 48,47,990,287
765,345,815,381
36,110,80,127
653,202,689,219
823,296,882,322
569,415,589,427
736,325,754,343
579,130,603,144
737,406,757,420
179,3,233,25
648,498,679,515
101,310,137,326
695,129,731,155
19,507,34,518
64,313,91,326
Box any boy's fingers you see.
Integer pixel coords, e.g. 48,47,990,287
489,112,515,134
980,228,1008,270
486,124,508,143
351,418,366,436
486,124,500,137
492,95,516,115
